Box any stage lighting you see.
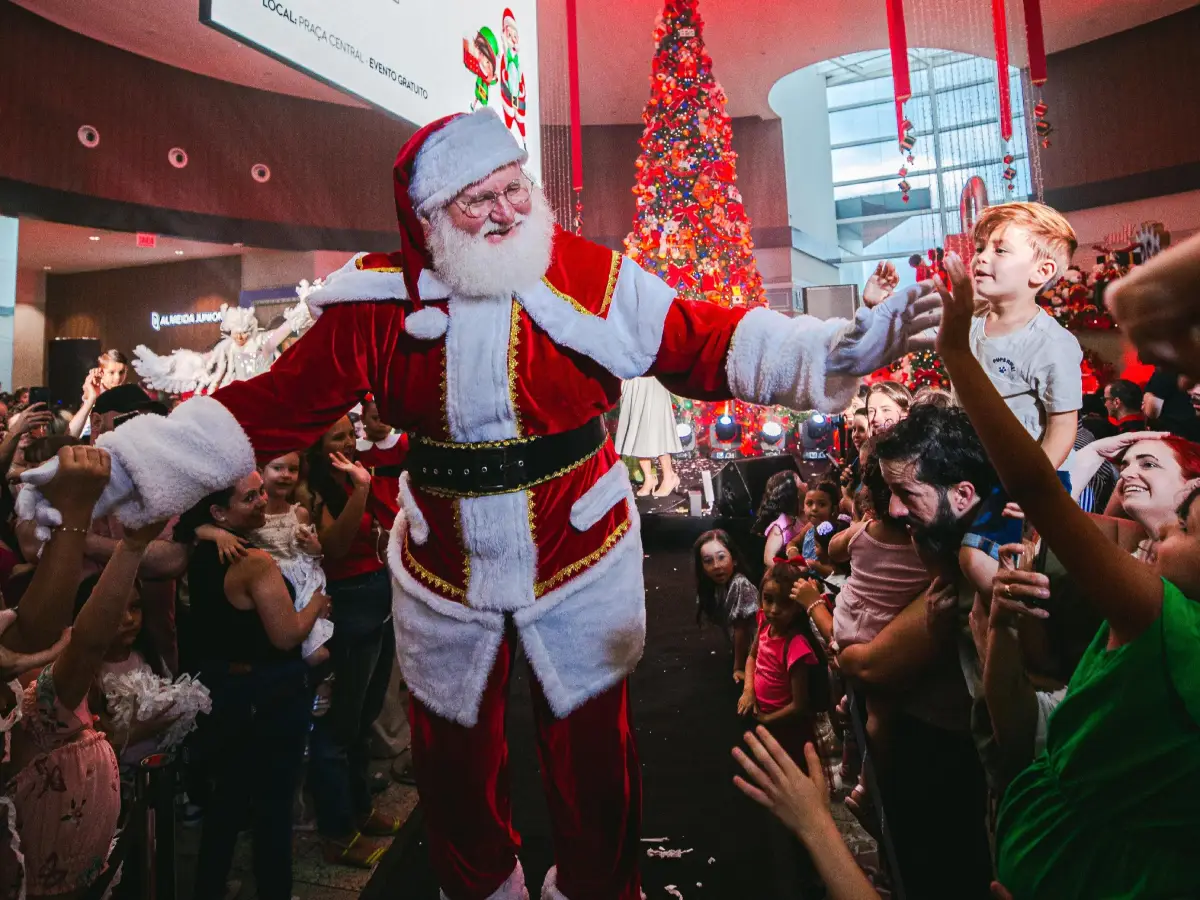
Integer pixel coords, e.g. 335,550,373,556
800,412,834,461
708,415,742,460
677,421,697,456
759,419,786,455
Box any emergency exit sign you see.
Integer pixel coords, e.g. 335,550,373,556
136,233,157,248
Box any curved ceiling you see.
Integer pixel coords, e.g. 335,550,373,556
14,0,1198,124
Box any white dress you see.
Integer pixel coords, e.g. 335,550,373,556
254,506,334,659
614,377,682,458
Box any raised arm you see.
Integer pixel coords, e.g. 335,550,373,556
68,371,101,438
317,455,372,561
937,254,1165,645
53,519,163,711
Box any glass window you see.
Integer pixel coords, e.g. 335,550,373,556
937,118,1026,169
835,173,942,211
826,75,895,109
831,139,934,184
828,102,894,145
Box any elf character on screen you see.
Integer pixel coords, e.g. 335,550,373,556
500,8,526,144
463,26,500,111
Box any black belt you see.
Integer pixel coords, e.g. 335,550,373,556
408,417,607,497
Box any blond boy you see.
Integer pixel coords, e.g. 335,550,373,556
967,202,1082,467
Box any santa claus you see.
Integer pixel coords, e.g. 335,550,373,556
18,108,938,900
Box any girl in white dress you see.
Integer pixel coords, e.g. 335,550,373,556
614,376,683,497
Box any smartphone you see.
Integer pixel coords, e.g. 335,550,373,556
28,386,51,406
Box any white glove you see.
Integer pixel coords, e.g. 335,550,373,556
283,299,315,335
827,280,942,376
17,454,135,544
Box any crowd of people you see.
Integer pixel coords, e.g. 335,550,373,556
0,356,411,899
720,208,1200,898
1,195,1199,900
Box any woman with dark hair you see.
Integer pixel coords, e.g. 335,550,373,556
180,471,329,900
304,416,400,867
753,470,805,566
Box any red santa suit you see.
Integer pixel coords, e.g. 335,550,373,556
15,109,938,900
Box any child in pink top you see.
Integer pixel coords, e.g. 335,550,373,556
737,563,830,762
753,471,806,566
826,449,930,818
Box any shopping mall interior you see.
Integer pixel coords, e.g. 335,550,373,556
3,1,1200,899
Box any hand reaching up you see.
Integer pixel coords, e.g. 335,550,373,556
9,402,53,438
733,729,830,842
862,261,900,308
37,446,111,527
330,452,371,489
934,252,976,356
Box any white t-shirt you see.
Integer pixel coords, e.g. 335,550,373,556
968,310,1083,441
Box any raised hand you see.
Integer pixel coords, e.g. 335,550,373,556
827,279,942,376
39,446,111,525
733,730,830,842
9,402,53,437
82,368,102,404
330,452,371,489
862,261,901,308
934,252,976,356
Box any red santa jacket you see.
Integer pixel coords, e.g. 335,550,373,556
173,228,856,725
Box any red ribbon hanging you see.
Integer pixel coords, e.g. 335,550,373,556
565,0,583,191
1022,0,1047,85
886,0,911,141
992,0,1013,142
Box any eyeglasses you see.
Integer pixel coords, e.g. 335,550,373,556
455,180,531,219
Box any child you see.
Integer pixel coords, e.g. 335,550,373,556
937,250,1200,900
825,450,931,818
811,519,850,594
737,563,830,755
966,202,1083,467
694,529,758,682
785,482,839,577
737,563,833,899
753,470,805,566
197,452,332,666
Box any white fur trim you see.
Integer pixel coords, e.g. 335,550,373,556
386,511,507,728
541,866,574,900
442,860,528,900
306,254,451,312
460,492,538,611
410,108,529,215
514,500,644,719
445,295,521,442
357,431,403,452
517,257,675,380
569,462,632,532
395,472,429,546
95,395,255,529
725,307,861,414
405,306,449,340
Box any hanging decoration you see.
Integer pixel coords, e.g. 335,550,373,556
1022,0,1053,148
565,0,584,234
886,0,917,202
991,0,1017,192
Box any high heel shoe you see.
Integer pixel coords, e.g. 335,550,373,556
652,471,680,498
636,474,658,497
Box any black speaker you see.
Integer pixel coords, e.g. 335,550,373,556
47,338,101,409
713,455,801,519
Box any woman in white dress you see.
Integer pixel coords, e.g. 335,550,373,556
615,376,682,497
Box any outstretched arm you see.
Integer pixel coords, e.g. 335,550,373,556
937,254,1165,646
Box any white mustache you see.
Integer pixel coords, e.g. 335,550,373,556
480,213,527,236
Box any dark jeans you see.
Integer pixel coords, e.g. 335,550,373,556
879,713,993,900
193,660,311,900
309,568,395,837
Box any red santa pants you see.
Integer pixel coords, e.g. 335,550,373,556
408,635,642,900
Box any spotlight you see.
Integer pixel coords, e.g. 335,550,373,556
677,421,696,455
759,419,786,455
800,412,834,461
709,414,742,460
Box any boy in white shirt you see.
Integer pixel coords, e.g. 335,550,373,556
967,202,1083,466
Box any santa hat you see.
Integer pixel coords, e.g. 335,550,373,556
503,8,517,28
391,107,528,315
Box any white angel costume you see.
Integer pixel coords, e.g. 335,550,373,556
133,282,317,395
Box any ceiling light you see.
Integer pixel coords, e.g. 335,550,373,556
89,235,100,242
174,250,185,256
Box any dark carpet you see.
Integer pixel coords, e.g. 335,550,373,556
370,537,792,899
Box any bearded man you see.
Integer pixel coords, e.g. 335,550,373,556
19,108,939,900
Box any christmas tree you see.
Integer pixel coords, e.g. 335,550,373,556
626,0,776,455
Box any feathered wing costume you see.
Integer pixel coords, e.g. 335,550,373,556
133,281,317,395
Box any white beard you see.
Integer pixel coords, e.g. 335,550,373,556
427,187,555,299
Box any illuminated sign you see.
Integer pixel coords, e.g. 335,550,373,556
201,0,541,178
151,311,224,331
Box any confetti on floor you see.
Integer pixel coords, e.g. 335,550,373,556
665,886,684,900
647,846,694,859
641,837,670,843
